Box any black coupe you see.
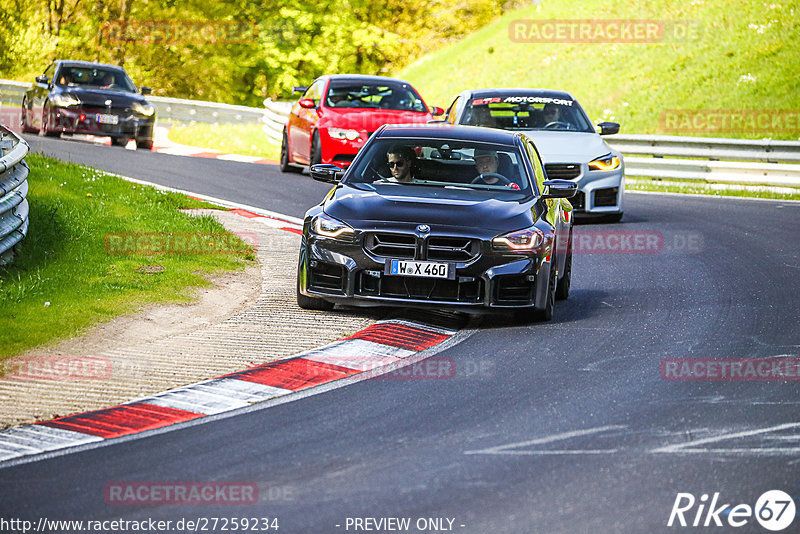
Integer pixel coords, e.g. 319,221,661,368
21,60,156,149
297,124,577,321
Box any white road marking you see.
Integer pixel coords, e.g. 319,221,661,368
464,425,626,456
651,422,800,455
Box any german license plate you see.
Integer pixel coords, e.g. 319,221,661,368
387,259,450,279
96,113,119,125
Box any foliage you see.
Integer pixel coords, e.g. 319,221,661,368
1,0,520,105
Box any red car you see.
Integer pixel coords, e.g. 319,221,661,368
280,74,443,173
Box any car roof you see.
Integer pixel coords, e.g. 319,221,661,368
464,88,577,101
54,60,127,71
321,74,416,85
377,124,523,145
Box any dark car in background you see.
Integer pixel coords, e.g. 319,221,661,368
21,60,156,149
297,124,577,322
280,74,443,173
443,88,625,221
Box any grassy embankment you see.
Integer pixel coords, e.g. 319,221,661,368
0,153,255,360
397,0,800,199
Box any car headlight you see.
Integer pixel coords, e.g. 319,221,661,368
492,226,544,251
588,155,621,171
328,128,360,141
312,213,355,239
51,93,80,107
132,102,155,116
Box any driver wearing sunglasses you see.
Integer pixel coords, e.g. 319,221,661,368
384,144,416,183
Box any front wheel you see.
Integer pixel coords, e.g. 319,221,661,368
280,129,302,173
136,137,153,150
296,269,334,311
110,137,130,147
516,261,556,323
41,103,60,137
555,236,572,301
310,130,322,166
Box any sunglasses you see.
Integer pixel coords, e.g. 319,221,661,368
388,160,406,168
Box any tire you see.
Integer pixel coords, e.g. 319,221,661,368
296,268,334,311
21,101,37,133
110,137,130,147
310,130,322,166
516,261,557,323
41,103,60,137
136,137,153,150
280,129,302,173
555,234,572,301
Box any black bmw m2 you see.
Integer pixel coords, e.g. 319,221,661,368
297,124,577,321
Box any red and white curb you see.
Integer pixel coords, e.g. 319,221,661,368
0,320,461,465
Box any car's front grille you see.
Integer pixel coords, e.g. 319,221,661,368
427,237,480,262
545,163,581,180
364,233,480,262
594,187,618,207
364,233,416,259
357,272,482,303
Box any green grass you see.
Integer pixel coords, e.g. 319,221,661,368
0,154,255,360
166,121,281,160
627,177,800,200
400,0,800,140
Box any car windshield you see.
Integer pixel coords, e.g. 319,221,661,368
55,66,137,92
345,138,531,195
325,80,427,112
463,96,595,132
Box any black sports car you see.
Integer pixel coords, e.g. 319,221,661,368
21,60,156,149
297,124,577,321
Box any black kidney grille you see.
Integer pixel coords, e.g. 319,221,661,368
545,163,581,180
427,236,480,261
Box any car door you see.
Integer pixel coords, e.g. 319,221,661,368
290,79,325,164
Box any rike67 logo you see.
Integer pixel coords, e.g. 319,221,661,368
668,490,796,531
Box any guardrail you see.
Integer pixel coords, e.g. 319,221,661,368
0,125,30,265
606,134,800,187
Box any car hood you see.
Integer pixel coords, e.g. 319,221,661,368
321,108,433,132
324,185,534,234
62,87,148,107
519,131,614,163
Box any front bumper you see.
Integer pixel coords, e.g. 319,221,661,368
299,230,553,311
49,106,155,140
319,129,370,167
546,162,625,214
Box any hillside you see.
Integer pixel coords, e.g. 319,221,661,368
400,0,800,139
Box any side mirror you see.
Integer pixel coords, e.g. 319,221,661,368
430,106,445,116
298,98,316,109
35,75,48,85
597,121,620,135
292,86,309,94
542,179,578,199
310,164,344,184
140,86,152,95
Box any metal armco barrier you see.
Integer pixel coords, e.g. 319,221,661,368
3,78,799,186
0,125,30,265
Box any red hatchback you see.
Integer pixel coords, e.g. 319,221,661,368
280,74,443,172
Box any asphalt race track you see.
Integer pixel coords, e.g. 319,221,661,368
2,134,800,532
